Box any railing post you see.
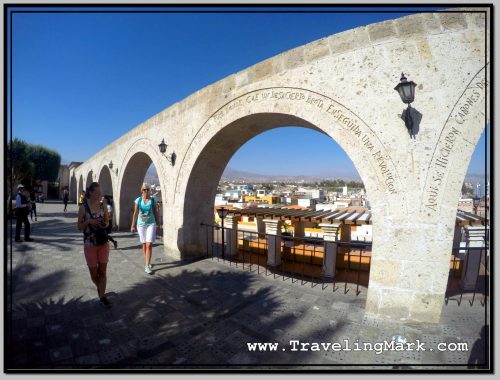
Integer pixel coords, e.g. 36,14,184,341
256,217,266,239
340,223,351,242
320,222,341,278
292,221,305,238
264,219,283,266
460,226,488,291
223,214,239,258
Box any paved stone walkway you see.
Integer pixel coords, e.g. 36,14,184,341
6,201,489,370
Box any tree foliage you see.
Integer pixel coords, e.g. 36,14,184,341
8,138,35,187
7,138,61,189
28,144,61,182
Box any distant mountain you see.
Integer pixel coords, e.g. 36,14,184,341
221,167,360,183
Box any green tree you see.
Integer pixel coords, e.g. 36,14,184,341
8,138,35,189
7,138,61,192
28,144,61,182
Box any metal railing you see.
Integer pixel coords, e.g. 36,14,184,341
201,223,489,306
201,223,372,296
446,245,489,307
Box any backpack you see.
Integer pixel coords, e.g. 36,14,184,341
83,201,108,245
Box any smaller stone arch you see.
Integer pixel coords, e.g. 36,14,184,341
78,175,84,200
98,165,113,197
85,171,94,191
118,152,154,229
116,139,166,231
69,174,77,202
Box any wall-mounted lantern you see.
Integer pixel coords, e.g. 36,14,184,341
159,139,176,166
394,72,417,132
108,161,114,170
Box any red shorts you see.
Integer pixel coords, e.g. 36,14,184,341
84,243,110,267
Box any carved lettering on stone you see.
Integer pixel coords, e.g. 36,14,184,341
422,66,487,215
176,87,404,200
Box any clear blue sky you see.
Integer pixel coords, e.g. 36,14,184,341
10,6,487,178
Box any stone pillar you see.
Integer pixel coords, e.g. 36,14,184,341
292,221,305,238
452,225,464,257
264,219,283,266
461,226,488,290
256,217,266,238
320,223,341,278
223,215,239,258
340,224,351,242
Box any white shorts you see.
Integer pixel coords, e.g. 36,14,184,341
137,223,156,243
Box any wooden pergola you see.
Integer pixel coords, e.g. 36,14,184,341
220,206,487,226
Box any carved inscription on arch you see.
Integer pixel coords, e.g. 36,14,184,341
422,66,488,215
207,87,402,196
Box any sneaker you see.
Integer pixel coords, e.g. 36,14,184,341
25,238,34,242
145,265,152,274
100,296,112,308
113,241,118,250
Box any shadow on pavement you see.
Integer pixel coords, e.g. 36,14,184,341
7,262,346,369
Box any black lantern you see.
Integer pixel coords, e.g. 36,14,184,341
108,160,113,170
158,139,176,166
394,72,417,104
216,207,230,259
394,72,417,134
216,207,230,220
158,139,167,154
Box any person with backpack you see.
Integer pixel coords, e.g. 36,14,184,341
77,182,112,308
130,183,159,274
15,184,33,242
103,195,118,249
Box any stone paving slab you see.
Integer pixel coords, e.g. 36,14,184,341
5,201,490,370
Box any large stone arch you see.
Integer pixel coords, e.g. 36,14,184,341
75,10,489,322
116,139,167,230
170,92,406,260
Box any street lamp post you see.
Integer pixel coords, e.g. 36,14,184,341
216,207,229,258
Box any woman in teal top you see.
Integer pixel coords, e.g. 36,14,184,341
131,183,160,274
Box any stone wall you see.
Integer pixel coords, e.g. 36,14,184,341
72,9,489,323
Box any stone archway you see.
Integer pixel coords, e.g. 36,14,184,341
78,175,84,200
118,149,165,230
69,175,77,202
85,171,93,192
170,93,405,260
175,110,381,266
98,165,113,197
